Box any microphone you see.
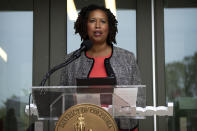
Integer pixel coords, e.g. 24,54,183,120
72,40,93,58
81,40,93,51
39,40,93,87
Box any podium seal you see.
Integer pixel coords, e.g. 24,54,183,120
55,104,118,131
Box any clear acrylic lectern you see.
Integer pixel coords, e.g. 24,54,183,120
31,85,146,130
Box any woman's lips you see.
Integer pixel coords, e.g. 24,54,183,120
94,31,102,37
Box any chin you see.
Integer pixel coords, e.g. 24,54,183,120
93,40,106,44
92,38,107,43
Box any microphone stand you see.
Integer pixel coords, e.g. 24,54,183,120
28,48,84,130
40,49,81,86
39,39,93,94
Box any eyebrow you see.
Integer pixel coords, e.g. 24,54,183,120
88,17,107,20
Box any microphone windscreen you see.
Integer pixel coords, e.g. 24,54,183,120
81,40,93,51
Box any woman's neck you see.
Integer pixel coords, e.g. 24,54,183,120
87,42,112,57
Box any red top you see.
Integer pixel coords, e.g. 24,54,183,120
87,52,111,78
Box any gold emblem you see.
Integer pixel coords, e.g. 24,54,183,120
55,104,118,131
74,114,93,131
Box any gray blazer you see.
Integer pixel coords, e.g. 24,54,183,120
60,46,145,129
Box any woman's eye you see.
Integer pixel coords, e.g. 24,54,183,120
89,19,95,23
101,20,106,23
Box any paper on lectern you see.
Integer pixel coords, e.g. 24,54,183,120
114,88,138,107
113,88,138,116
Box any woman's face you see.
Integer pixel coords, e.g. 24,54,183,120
87,9,109,44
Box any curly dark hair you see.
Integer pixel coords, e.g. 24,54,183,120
74,4,118,45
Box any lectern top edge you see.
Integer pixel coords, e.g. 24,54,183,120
31,85,146,89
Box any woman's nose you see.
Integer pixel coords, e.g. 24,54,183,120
95,21,101,28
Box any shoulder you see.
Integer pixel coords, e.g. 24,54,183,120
63,50,90,70
63,50,86,62
113,46,136,60
113,46,135,55
63,51,75,61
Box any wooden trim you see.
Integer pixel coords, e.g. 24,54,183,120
137,0,154,130
155,0,168,130
33,0,50,86
49,0,67,86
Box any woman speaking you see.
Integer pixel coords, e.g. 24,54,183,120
60,4,144,131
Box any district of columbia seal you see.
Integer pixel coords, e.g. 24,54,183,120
55,104,118,131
